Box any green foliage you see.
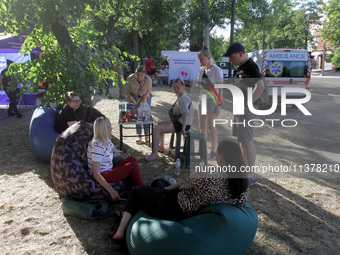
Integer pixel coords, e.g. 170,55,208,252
322,0,340,49
331,51,340,68
234,0,321,52
0,0,126,106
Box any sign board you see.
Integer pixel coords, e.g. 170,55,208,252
161,51,201,83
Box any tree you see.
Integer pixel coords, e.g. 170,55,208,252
0,0,123,106
322,0,340,68
234,0,321,52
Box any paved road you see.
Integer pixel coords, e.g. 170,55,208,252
260,76,340,158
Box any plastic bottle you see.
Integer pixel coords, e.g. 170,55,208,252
164,175,176,185
143,102,150,121
175,158,181,176
119,100,125,121
137,105,142,121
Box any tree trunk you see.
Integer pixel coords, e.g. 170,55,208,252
107,15,125,99
203,0,210,47
132,26,141,65
50,20,73,46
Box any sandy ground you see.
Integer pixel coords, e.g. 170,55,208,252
0,84,339,254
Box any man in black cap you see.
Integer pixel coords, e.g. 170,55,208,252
224,42,265,185
0,59,23,118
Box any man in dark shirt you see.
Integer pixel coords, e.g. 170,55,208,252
0,59,23,118
224,43,265,183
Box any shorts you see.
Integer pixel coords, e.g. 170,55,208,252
232,108,255,143
172,120,191,133
197,98,215,112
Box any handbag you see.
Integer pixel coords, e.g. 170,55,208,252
168,98,192,122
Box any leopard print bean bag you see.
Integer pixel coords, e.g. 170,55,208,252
50,121,128,200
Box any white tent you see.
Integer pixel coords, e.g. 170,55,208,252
161,50,201,84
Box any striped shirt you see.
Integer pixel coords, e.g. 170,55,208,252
87,140,114,175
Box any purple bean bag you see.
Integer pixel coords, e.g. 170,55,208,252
50,121,129,200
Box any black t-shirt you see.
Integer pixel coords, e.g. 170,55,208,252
55,104,105,133
0,68,11,89
235,59,262,105
55,105,80,133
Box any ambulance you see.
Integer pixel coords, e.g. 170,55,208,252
246,48,311,103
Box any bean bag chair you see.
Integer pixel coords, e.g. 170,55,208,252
29,107,60,164
126,202,258,255
50,121,129,200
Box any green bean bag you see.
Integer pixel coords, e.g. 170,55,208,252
126,202,258,255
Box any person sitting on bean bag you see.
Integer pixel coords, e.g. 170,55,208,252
113,139,250,245
55,91,105,133
87,117,144,201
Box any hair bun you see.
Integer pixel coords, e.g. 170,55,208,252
203,45,210,51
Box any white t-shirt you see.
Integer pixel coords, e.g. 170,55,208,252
197,64,223,101
87,140,114,175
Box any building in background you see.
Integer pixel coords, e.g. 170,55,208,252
308,0,334,70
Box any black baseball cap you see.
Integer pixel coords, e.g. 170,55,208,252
223,43,245,57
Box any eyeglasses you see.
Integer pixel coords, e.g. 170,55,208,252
72,100,81,103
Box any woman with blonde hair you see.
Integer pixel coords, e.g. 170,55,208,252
87,117,144,201
197,46,224,160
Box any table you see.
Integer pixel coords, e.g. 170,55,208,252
118,116,154,151
157,74,169,85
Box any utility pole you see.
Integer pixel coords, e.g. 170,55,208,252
321,40,326,76
228,0,235,78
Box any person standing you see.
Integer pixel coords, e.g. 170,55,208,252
223,42,265,184
197,46,223,160
0,59,23,118
126,65,152,144
145,56,153,75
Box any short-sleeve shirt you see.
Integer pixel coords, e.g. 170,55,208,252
172,92,193,125
177,177,249,214
87,140,114,175
197,64,224,102
235,59,262,106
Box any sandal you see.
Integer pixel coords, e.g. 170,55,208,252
145,154,160,162
136,139,143,145
158,146,166,153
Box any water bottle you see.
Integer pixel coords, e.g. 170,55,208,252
175,158,181,176
143,102,150,120
164,175,176,185
137,105,142,121
119,100,125,121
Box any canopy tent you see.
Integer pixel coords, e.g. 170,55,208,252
0,34,42,73
0,35,40,108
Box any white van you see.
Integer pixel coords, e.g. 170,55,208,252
217,56,233,78
246,49,311,102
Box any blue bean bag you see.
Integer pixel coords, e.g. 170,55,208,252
29,107,60,164
50,121,129,200
126,202,258,255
